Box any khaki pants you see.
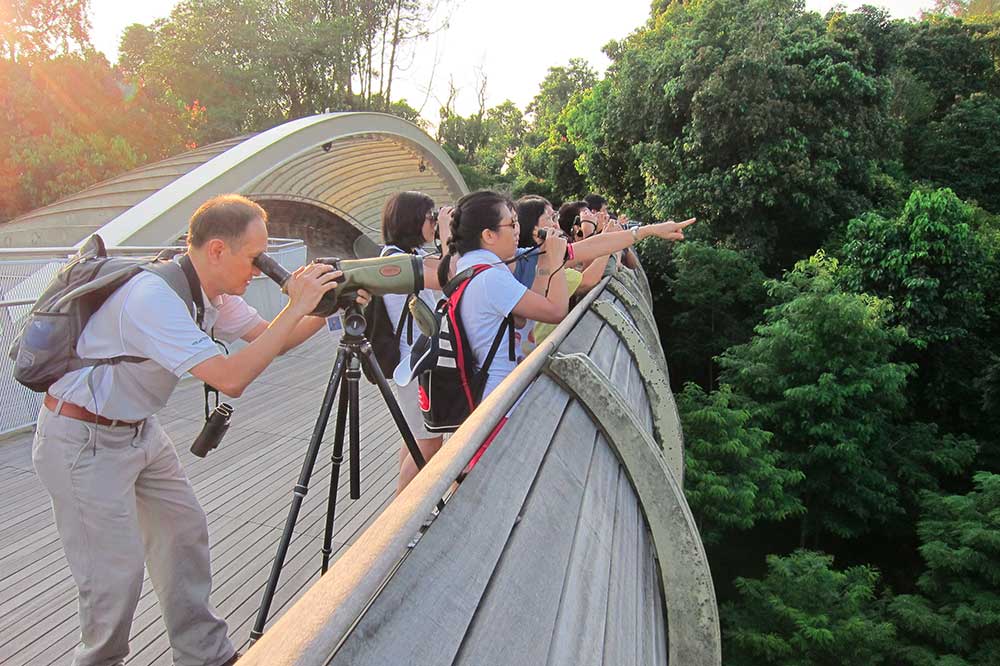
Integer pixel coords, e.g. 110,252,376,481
32,407,234,666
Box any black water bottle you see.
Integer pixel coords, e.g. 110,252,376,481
190,403,234,457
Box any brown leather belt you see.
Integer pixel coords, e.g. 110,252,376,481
43,394,142,428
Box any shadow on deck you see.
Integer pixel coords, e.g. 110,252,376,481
0,332,403,665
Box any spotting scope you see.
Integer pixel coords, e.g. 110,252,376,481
254,253,423,317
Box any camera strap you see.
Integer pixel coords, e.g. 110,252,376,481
178,254,205,330
179,254,225,421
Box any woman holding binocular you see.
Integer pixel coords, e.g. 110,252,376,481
437,191,570,400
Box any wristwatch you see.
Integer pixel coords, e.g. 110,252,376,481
630,226,641,243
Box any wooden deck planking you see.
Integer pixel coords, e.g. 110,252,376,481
0,333,408,666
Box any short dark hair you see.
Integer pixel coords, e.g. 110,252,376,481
557,201,588,236
515,195,551,248
583,194,607,212
382,191,434,251
188,194,267,248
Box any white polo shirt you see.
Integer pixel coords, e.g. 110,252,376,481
49,270,265,421
454,249,527,399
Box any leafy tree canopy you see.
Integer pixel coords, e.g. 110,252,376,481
841,187,991,346
641,240,767,389
0,0,90,63
677,382,804,545
565,0,900,267
0,51,198,219
119,0,437,144
914,95,1000,213
724,550,896,665
719,253,975,541
890,472,1000,666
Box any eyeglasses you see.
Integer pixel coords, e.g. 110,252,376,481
496,222,519,231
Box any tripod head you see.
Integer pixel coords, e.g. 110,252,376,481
340,304,367,339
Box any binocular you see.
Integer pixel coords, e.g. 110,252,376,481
191,402,234,457
253,252,424,317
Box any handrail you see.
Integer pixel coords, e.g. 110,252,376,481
240,276,613,666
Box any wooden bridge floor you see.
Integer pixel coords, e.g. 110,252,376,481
0,332,407,665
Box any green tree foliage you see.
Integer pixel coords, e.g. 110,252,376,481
525,58,598,133
565,0,899,267
898,16,995,117
915,95,1000,212
511,58,597,201
723,550,897,665
0,0,90,63
653,241,767,389
0,51,198,219
119,0,436,144
842,188,990,346
677,383,803,545
890,473,1000,665
719,253,975,542
932,1,1000,20
436,77,527,190
119,0,354,142
8,124,140,212
840,188,997,440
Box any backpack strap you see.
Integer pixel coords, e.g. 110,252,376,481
444,264,517,406
444,265,488,296
478,314,515,381
381,245,417,344
178,254,205,329
393,295,414,345
142,258,199,326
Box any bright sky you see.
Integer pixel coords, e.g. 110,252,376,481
89,0,933,121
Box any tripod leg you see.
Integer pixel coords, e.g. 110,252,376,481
250,348,348,644
321,378,349,574
358,344,426,469
347,355,361,500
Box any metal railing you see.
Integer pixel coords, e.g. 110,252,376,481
0,238,306,436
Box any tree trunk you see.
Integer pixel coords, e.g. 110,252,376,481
385,0,403,109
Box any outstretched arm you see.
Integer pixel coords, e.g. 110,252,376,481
570,218,696,265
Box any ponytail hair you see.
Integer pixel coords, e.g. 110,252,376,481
437,190,514,286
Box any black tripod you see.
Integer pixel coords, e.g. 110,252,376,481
250,305,429,643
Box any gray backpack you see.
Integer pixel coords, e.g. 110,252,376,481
8,234,196,392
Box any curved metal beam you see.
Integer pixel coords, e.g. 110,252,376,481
545,352,721,666
590,298,685,485
91,112,467,247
